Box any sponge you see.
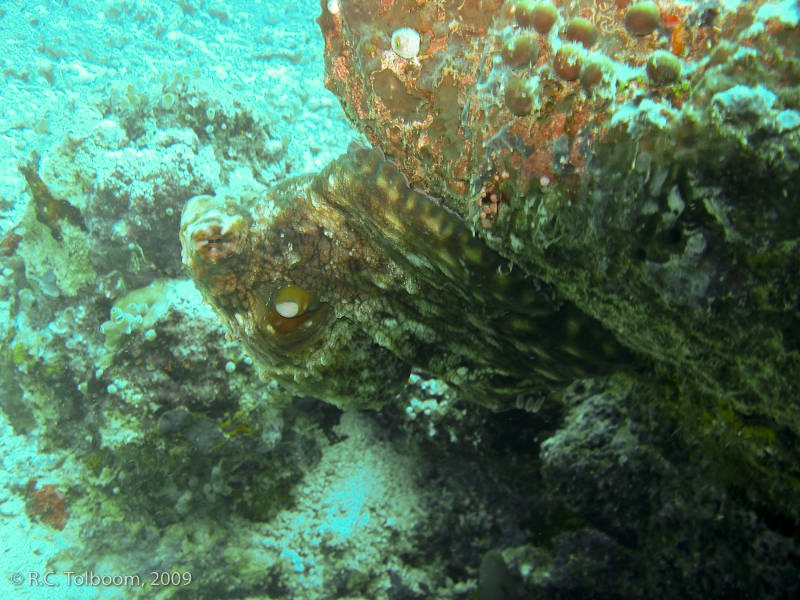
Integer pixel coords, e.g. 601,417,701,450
100,279,172,349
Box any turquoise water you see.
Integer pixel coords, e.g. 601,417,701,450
1,1,799,599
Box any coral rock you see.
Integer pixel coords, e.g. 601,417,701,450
316,0,800,516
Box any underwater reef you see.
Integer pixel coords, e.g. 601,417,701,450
318,0,800,518
1,0,799,598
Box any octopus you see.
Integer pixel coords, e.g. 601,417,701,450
180,144,634,410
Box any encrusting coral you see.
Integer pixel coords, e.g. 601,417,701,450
315,0,800,517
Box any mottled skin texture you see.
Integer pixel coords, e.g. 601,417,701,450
181,145,633,410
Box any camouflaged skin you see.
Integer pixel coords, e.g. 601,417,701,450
180,144,634,410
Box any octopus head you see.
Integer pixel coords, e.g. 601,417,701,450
178,185,411,409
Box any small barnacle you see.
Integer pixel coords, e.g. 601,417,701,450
391,27,420,59
566,18,599,49
477,171,511,229
502,35,540,69
625,1,661,36
553,43,583,81
505,78,535,116
515,2,558,34
580,55,614,89
646,50,681,85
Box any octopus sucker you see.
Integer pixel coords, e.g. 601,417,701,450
181,145,637,410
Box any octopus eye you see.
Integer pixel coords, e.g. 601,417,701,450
206,235,224,248
266,284,326,338
273,285,317,318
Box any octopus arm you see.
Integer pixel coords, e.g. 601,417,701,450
311,144,555,314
